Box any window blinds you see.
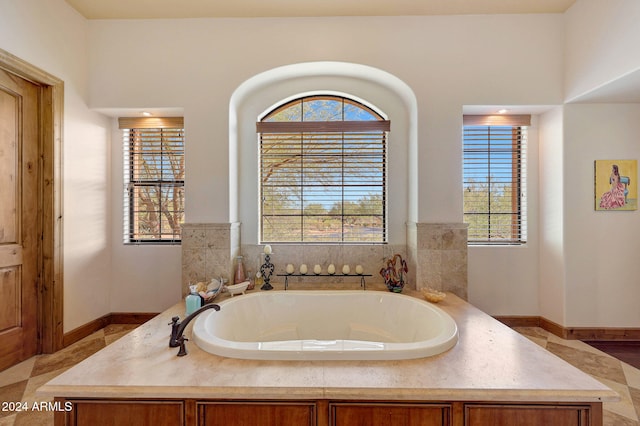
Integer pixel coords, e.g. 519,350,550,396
120,118,184,243
463,115,528,244
259,129,387,243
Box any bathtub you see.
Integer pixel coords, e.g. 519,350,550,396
192,290,458,361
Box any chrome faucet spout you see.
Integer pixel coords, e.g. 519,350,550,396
169,303,220,355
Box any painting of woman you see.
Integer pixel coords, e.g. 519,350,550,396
599,164,626,209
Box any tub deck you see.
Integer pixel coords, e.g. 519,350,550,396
37,290,617,425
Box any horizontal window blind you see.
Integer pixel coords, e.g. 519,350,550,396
121,121,184,244
463,121,527,244
259,95,388,243
260,131,386,243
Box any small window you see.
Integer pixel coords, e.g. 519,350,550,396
119,117,184,244
257,95,390,243
463,115,529,245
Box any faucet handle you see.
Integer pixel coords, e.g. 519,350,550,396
168,316,180,326
176,336,189,357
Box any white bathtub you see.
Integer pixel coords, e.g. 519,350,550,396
192,290,458,361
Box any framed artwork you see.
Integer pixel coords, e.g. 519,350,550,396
594,159,637,211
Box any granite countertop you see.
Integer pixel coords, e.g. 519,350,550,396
37,290,617,403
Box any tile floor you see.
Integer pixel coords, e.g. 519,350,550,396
514,327,640,426
0,324,138,426
0,325,638,425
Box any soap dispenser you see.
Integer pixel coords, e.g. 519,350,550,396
185,284,201,316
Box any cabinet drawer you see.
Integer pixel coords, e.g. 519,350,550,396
198,401,316,426
67,400,184,426
330,402,451,426
465,403,592,426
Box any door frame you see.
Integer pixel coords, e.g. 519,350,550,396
0,48,64,353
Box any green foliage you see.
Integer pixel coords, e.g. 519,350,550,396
464,177,518,241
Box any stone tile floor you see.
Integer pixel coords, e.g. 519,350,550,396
514,327,640,426
0,325,638,425
0,324,138,426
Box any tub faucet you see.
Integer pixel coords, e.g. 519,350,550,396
168,303,220,356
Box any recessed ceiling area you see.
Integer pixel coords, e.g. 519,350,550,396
65,0,576,19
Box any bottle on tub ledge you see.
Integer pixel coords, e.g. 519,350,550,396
234,255,246,284
185,284,202,316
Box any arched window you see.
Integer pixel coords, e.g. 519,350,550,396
257,95,390,243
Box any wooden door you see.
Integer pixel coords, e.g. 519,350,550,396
0,67,40,371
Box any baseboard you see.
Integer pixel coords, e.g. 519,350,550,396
494,316,541,328
109,312,159,324
495,315,640,341
62,312,159,348
562,327,640,341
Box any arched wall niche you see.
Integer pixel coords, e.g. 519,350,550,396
228,61,419,245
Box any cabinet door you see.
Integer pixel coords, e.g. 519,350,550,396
198,401,316,426
68,400,184,426
465,404,592,426
331,403,450,426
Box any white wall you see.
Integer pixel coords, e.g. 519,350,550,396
562,104,640,327
565,0,640,101
0,0,112,332
108,119,183,313
4,0,638,331
538,107,566,325
231,64,413,245
467,119,540,316
88,14,563,316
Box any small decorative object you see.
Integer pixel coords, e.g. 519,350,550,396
200,278,224,301
234,256,246,284
355,265,364,275
259,252,274,291
207,278,222,292
226,281,250,297
299,264,308,275
422,288,446,303
380,253,408,293
286,264,295,274
327,264,336,275
314,264,322,275
255,271,264,288
595,160,637,211
264,244,272,254
342,264,350,275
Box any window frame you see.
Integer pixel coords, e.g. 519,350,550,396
120,117,185,245
462,115,529,245
257,95,390,244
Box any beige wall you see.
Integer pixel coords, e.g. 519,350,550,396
2,0,639,331
0,0,113,332
92,14,563,319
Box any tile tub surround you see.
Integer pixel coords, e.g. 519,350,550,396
181,223,240,296
37,291,616,406
407,222,468,300
181,222,468,298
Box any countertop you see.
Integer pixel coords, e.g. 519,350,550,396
37,290,618,403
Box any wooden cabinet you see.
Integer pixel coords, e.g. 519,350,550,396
464,403,595,426
197,401,316,426
61,399,184,426
56,399,601,426
330,402,451,426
